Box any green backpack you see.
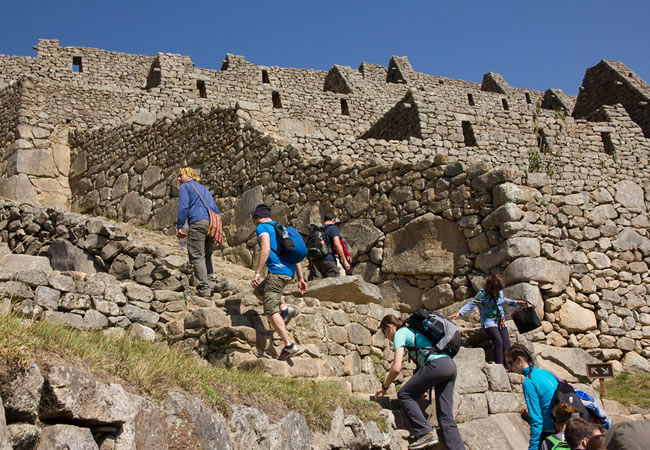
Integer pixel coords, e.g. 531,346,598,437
544,435,570,450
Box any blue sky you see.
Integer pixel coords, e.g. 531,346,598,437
2,1,648,95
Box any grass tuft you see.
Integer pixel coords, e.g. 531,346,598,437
0,312,381,430
601,372,650,409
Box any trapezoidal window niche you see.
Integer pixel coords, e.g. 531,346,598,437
272,91,282,108
340,98,350,116
197,80,207,98
467,93,475,106
525,92,532,104
462,121,477,147
502,98,510,111
262,70,270,84
601,132,616,155
72,56,83,73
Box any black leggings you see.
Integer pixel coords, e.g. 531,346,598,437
484,326,511,367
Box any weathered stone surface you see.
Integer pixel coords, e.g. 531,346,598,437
485,391,526,414
621,351,650,373
128,323,156,341
0,253,52,278
229,185,263,245
455,347,489,394
339,219,383,260
482,203,523,229
44,311,84,329
41,366,130,424
382,213,469,275
118,192,152,224
615,180,646,211
184,307,227,329
492,183,541,207
534,344,599,381
36,424,98,450
504,257,570,295
149,198,178,230
557,300,597,332
503,282,543,318
1,363,44,422
165,391,231,449
484,363,511,392
7,423,40,450
289,275,382,304
612,228,650,254
0,397,8,450
48,239,98,273
378,279,423,311
123,305,160,328
456,393,488,422
457,413,530,450
422,283,455,310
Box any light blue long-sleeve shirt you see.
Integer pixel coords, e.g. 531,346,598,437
522,365,558,450
458,289,517,328
177,180,219,229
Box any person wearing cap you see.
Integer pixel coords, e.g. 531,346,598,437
251,204,308,361
176,167,220,298
313,212,351,278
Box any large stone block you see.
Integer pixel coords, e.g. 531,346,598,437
557,300,597,333
1,363,44,423
457,413,530,449
289,275,382,304
118,192,152,224
48,239,98,273
615,180,646,211
6,149,57,177
504,257,569,295
382,213,469,275
339,219,383,260
0,174,37,204
149,198,178,230
165,391,231,449
493,183,541,207
36,424,98,450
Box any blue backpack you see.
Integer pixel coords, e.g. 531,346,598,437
575,389,612,430
270,222,308,265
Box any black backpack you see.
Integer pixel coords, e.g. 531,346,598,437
405,309,462,358
550,380,591,421
306,223,330,260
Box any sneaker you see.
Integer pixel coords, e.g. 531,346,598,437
281,305,299,325
408,431,438,449
277,343,301,361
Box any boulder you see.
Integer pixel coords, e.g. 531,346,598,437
470,167,517,192
612,229,650,255
339,219,383,260
455,347,488,394
7,423,40,449
534,344,599,382
165,391,231,449
345,187,371,218
377,279,423,312
0,253,52,278
621,351,650,373
503,282,543,318
118,192,152,224
184,307,228,329
504,257,570,295
229,185,263,245
40,366,130,424
48,239,98,273
457,413,530,450
492,183,541,207
422,283,455,310
290,275,382,304
614,180,646,211
0,363,44,422
149,198,179,230
382,213,469,275
482,203,523,229
36,424,98,450
557,300,597,332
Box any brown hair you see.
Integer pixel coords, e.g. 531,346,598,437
504,343,535,376
565,418,602,449
484,273,505,296
379,314,404,332
584,434,606,450
552,402,579,425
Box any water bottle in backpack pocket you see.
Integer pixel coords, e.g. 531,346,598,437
270,222,308,265
405,309,462,358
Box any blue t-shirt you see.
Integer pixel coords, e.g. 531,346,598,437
322,224,342,261
256,221,296,277
393,327,449,367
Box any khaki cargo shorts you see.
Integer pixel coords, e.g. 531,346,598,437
253,272,293,315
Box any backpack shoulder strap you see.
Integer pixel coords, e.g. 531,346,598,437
189,182,214,214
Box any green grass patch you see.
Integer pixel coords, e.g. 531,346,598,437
0,312,382,431
601,372,650,409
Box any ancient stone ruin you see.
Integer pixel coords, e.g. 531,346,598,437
1,39,649,448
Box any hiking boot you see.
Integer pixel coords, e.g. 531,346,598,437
277,343,301,361
408,431,438,449
281,305,299,325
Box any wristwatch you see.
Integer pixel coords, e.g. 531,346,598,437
382,383,389,391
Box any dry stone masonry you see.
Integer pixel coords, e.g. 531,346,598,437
1,39,650,447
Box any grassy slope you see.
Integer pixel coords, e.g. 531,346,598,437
0,313,384,432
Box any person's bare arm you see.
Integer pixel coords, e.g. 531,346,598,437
251,233,270,287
